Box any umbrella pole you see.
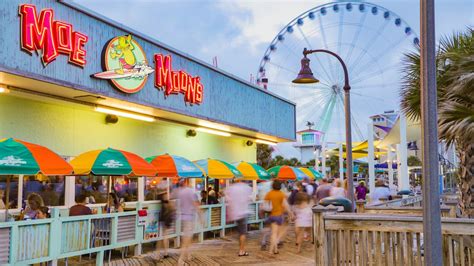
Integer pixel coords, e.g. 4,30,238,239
107,176,111,212
205,176,208,204
5,175,11,222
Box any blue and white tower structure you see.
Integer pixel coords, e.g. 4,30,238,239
293,124,324,167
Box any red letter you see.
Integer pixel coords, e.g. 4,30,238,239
179,71,189,94
185,76,197,104
53,21,72,54
70,32,87,66
171,71,181,94
19,4,57,65
195,79,203,104
154,54,173,94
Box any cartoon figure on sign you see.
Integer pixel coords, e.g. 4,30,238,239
93,35,154,93
110,35,136,74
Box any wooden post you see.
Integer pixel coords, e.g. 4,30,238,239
96,250,104,266
312,205,339,266
49,208,61,265
356,200,366,213
134,201,143,256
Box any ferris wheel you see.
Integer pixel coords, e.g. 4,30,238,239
257,1,419,144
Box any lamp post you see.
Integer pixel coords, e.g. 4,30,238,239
292,48,355,210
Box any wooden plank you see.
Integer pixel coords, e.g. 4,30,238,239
350,230,356,266
375,231,382,266
385,232,392,266
329,230,334,265
400,232,405,265
367,231,373,266
338,230,344,266
407,232,414,266
468,246,472,266
448,235,454,266
324,215,474,236
345,230,352,266
395,232,403,265
392,232,397,265
361,230,367,266
460,236,465,266
416,232,421,266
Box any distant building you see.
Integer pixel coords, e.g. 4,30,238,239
370,110,399,139
293,128,324,164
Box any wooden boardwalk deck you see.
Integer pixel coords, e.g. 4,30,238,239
109,228,315,265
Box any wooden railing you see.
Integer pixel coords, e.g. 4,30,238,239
313,207,474,266
357,199,453,218
0,200,265,265
368,195,423,208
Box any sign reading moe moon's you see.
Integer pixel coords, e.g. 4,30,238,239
94,35,204,104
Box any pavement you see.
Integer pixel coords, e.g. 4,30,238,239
108,227,315,265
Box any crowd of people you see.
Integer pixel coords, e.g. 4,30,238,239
2,173,397,264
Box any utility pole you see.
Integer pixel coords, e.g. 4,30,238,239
420,0,442,265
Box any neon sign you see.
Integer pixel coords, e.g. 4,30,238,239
19,4,88,67
154,54,203,104
93,35,153,93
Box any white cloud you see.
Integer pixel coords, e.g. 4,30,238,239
215,0,328,54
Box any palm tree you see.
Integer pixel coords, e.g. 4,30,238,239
400,28,474,217
257,144,273,169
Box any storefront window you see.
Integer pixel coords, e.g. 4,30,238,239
113,176,138,202
75,176,138,204
0,176,19,209
145,177,170,201
23,175,65,207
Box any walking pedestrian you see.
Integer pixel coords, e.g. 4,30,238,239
370,179,392,205
155,187,174,261
226,180,252,256
293,192,312,253
314,178,332,203
355,181,368,200
330,179,347,197
173,179,200,265
264,180,293,255
288,181,303,206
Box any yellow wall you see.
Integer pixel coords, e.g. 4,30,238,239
0,94,256,162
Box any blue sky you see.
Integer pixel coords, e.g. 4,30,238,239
73,0,473,157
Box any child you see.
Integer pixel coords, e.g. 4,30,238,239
293,192,312,253
37,206,50,219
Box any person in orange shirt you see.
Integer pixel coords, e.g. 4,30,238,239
264,180,293,255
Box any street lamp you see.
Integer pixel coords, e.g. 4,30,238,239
292,48,355,210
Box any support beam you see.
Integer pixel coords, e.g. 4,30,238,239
137,176,145,202
321,141,327,178
64,175,75,207
252,180,257,201
368,123,376,193
388,146,394,188
339,143,344,180
397,144,403,190
399,113,409,190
